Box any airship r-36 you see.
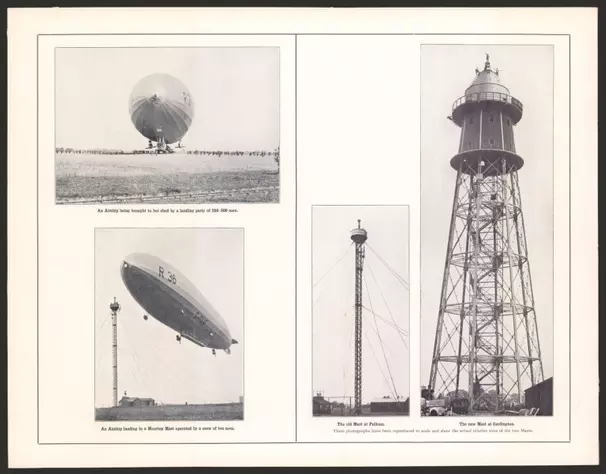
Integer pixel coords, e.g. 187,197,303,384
120,253,238,356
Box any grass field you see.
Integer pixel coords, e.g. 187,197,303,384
95,402,244,421
56,152,279,204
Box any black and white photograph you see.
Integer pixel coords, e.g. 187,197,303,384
94,228,243,421
312,206,410,417
420,45,554,417
55,47,280,204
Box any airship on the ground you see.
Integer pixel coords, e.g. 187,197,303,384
128,73,194,154
120,253,237,355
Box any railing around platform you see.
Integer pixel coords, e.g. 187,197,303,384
453,92,523,112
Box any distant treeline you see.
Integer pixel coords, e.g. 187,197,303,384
56,147,280,159
56,147,128,155
186,149,279,158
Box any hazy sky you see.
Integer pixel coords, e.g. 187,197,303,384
95,228,243,407
56,47,279,150
420,45,555,388
312,206,410,404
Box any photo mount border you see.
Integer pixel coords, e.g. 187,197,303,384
310,204,412,421
418,44,558,422
92,226,246,425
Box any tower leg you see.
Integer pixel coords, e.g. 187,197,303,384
502,160,523,403
510,172,544,385
430,170,459,394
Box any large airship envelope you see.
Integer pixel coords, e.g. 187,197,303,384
120,253,235,351
129,73,194,145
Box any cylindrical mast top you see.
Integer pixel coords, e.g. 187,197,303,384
350,219,368,244
451,54,523,127
449,54,525,175
109,296,121,313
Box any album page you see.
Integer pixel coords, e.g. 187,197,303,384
7,7,598,467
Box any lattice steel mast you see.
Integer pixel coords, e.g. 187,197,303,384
109,297,121,407
429,54,544,413
351,219,368,415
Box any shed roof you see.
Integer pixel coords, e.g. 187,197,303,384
120,396,155,402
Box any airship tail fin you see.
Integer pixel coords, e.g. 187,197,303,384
231,339,239,344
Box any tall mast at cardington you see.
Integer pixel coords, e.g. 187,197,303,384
428,54,545,414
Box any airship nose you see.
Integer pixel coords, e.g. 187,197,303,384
120,259,130,287
121,253,138,270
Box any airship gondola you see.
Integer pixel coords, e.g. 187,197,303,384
129,73,194,153
120,253,237,355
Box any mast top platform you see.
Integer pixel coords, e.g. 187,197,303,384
109,297,121,313
350,219,368,244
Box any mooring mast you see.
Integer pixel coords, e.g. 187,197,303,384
429,54,544,413
109,297,121,407
350,219,368,414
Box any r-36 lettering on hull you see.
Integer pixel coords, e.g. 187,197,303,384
120,253,238,356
